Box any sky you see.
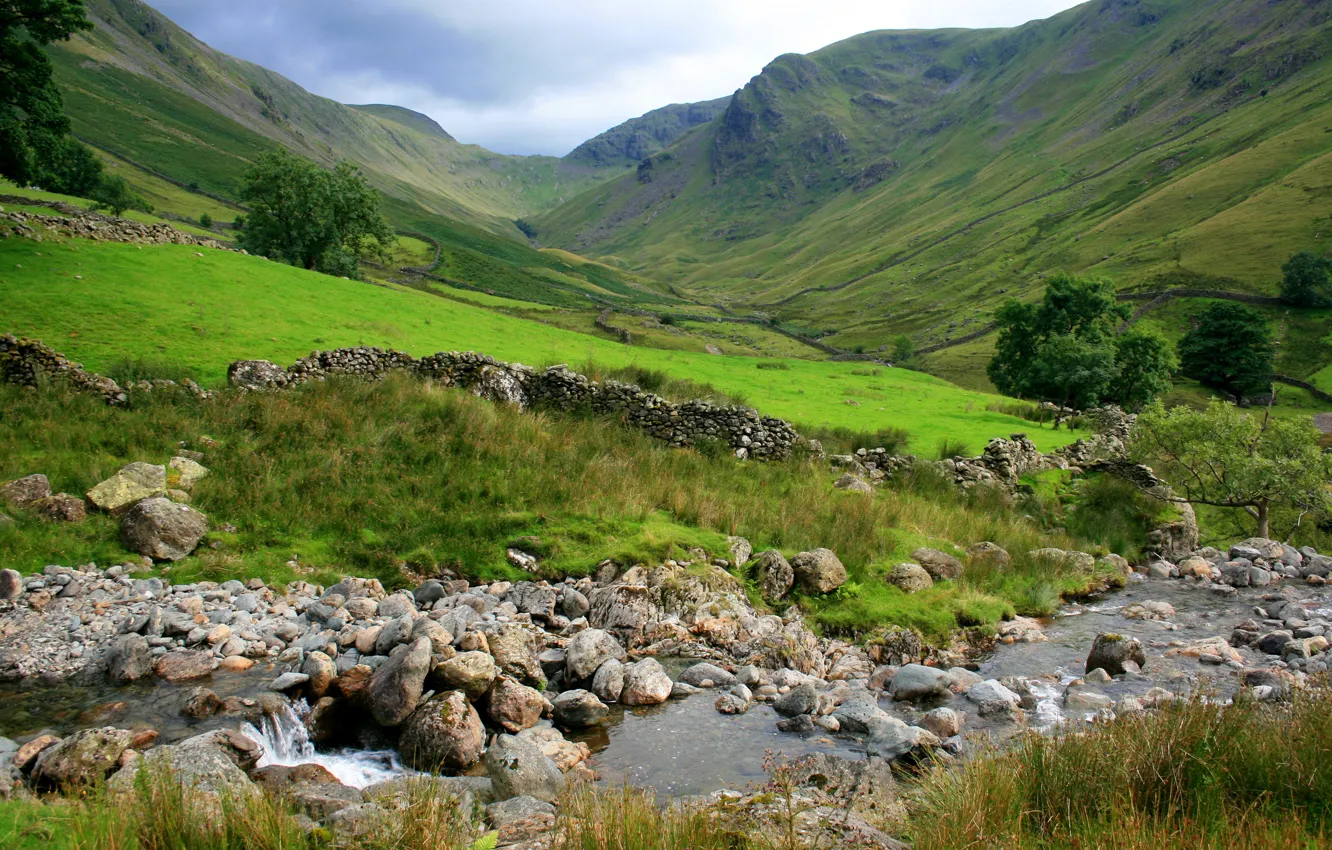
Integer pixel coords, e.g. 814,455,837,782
145,0,1084,157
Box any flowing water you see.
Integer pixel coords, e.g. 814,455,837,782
1,576,1307,797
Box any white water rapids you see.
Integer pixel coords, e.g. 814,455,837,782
240,701,415,789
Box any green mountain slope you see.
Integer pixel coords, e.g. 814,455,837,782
531,0,1332,356
564,97,732,168
52,0,615,235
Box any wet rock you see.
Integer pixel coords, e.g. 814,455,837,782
154,650,216,682
302,651,336,698
922,707,963,738
791,548,847,594
109,732,255,802
774,682,818,717
754,550,795,601
432,651,497,699
269,672,310,693
1085,633,1146,676
485,734,565,804
121,498,207,561
565,628,625,682
1065,689,1114,713
182,687,223,719
487,676,547,734
678,662,736,688
32,728,134,789
671,681,702,698
867,722,940,763
399,691,485,772
13,735,60,772
1122,601,1176,621
1,473,50,506
106,634,153,683
886,563,933,593
552,689,608,728
966,680,1020,715
887,664,951,702
368,637,432,726
911,547,963,581
591,659,625,703
620,658,672,705
87,463,167,513
776,713,815,734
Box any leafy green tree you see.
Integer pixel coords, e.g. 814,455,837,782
38,134,102,195
988,273,1151,407
238,150,393,277
1110,327,1178,410
1177,302,1274,399
1025,334,1119,409
1280,251,1331,307
89,174,150,216
1131,399,1332,539
890,335,914,365
232,214,245,231
198,212,212,229
0,1,92,187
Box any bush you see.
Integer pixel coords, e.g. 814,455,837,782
756,361,790,371
199,213,213,229
936,437,970,460
803,424,911,455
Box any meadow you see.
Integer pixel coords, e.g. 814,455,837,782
0,234,1079,455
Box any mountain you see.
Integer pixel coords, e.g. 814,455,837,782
565,97,732,168
50,0,617,236
350,105,457,143
531,0,1332,352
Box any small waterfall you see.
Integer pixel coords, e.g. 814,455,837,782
240,701,414,789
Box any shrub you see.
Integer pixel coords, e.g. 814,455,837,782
756,361,791,371
198,213,213,229
935,437,970,460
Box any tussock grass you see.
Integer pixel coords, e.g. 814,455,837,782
0,377,1108,639
911,690,1332,849
558,784,743,850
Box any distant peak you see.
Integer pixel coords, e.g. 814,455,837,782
350,104,456,142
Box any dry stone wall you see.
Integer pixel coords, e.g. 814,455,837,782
229,347,802,460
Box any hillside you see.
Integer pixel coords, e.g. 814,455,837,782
51,0,616,236
531,0,1332,364
564,97,732,168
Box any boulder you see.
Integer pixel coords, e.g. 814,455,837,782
168,456,210,491
754,550,795,601
564,628,625,683
154,650,216,682
34,493,86,523
774,682,818,717
587,584,659,631
1,473,50,507
87,462,167,513
107,634,153,683
487,796,556,847
911,548,964,581
120,498,207,562
966,542,1010,571
109,732,255,802
678,662,736,688
922,707,963,738
368,637,432,726
834,473,874,495
1029,548,1095,571
727,536,753,568
620,658,672,706
591,659,625,703
887,664,951,702
886,563,933,593
1085,633,1146,676
966,680,1021,715
302,651,337,698
485,734,565,804
488,624,547,689
715,694,750,714
32,727,135,789
399,691,485,772
0,568,20,601
791,548,847,594
561,588,590,619
432,651,497,699
551,690,609,728
867,723,940,763
487,676,547,734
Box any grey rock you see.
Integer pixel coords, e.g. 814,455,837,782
552,689,609,728
774,682,818,717
754,550,794,601
87,463,167,513
432,651,497,700
620,657,672,705
678,662,736,688
399,691,485,771
107,634,153,683
368,638,432,726
886,563,933,593
591,659,625,703
911,547,964,581
888,664,951,702
1085,633,1147,676
485,734,565,804
565,628,625,682
791,548,847,594
120,498,207,562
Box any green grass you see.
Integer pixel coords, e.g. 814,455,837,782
0,376,1104,641
912,689,1332,849
0,233,1080,454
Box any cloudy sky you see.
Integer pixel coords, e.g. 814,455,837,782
146,0,1083,157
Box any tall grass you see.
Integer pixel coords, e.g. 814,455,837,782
558,784,743,850
911,690,1332,849
0,377,1108,638
802,424,911,455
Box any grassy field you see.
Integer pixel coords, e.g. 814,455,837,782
0,234,1080,454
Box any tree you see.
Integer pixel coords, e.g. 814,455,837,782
1280,251,1331,307
198,212,212,229
1131,399,1332,539
1024,334,1119,409
89,174,150,216
889,335,914,365
233,214,245,231
1110,327,1178,410
987,273,1172,409
0,1,93,187
1177,302,1274,400
238,150,394,278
